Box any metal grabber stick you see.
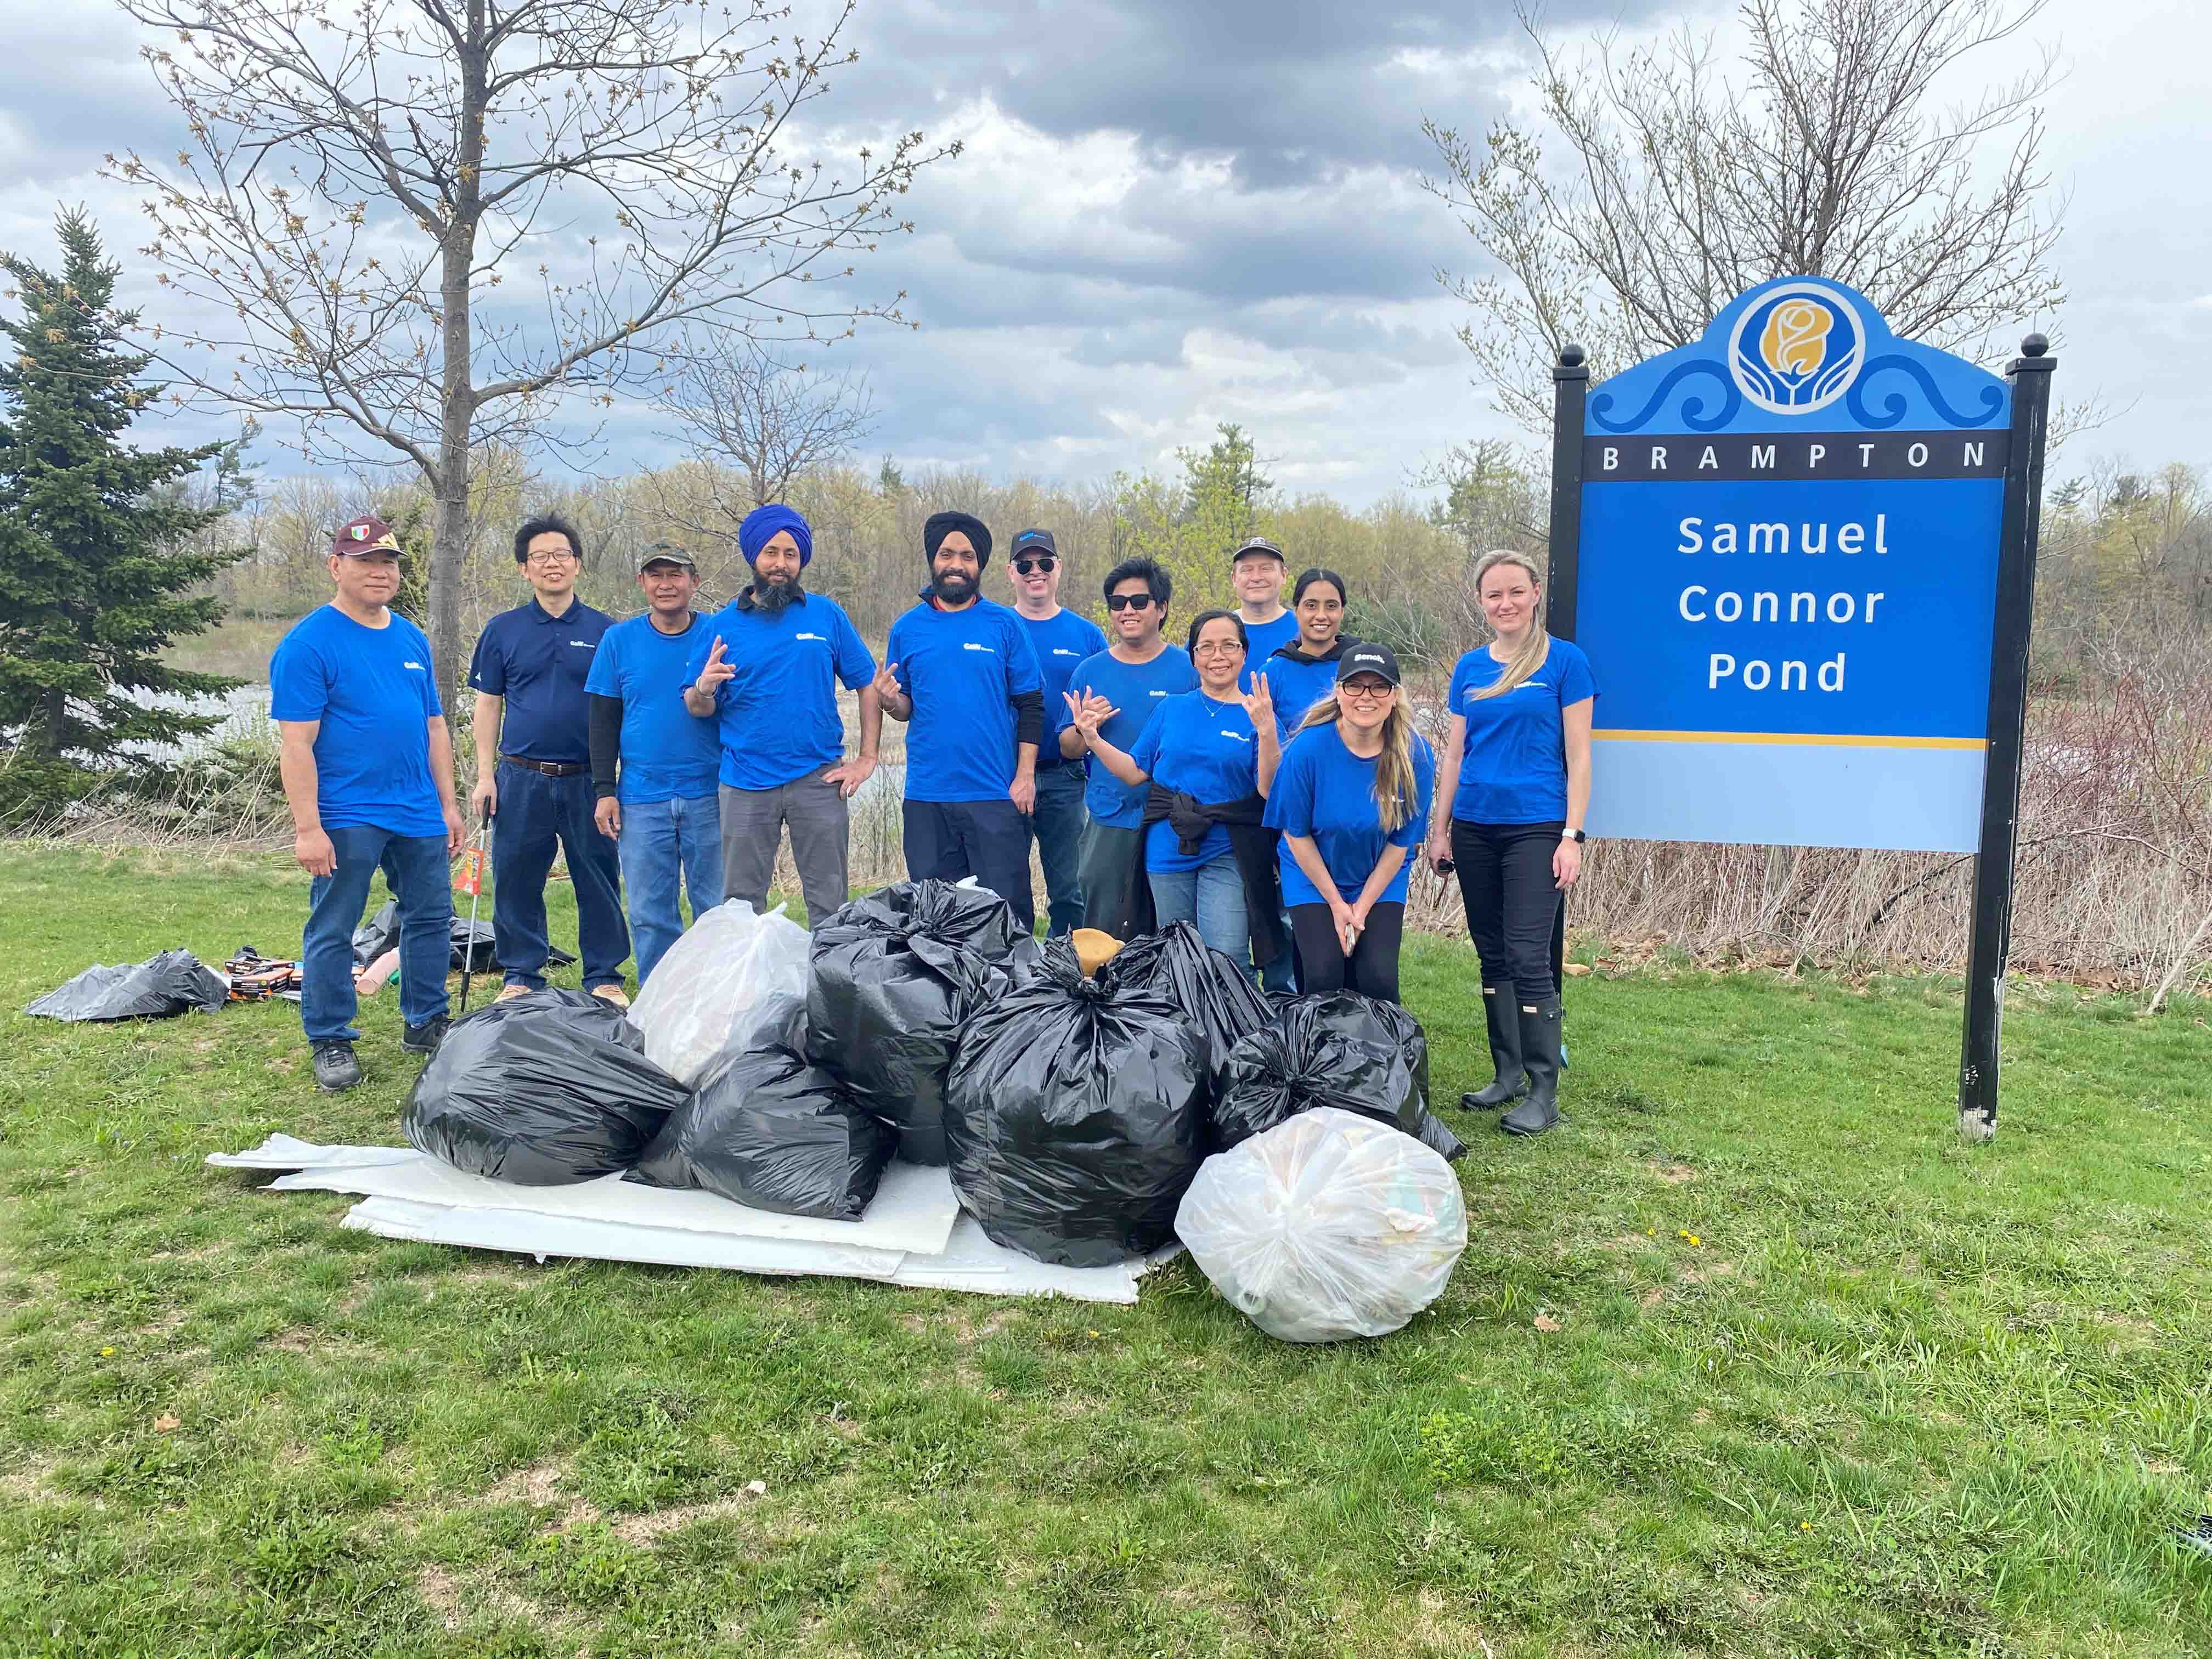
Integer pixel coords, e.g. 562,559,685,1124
457,803,490,1015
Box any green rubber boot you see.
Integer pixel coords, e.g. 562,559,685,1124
1460,981,1526,1109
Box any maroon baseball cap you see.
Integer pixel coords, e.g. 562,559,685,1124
332,516,403,557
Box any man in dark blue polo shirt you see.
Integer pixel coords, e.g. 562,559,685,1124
585,544,723,984
1002,528,1107,937
270,515,465,1091
879,512,1045,932
468,513,630,1003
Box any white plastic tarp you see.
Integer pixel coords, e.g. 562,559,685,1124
208,1137,1177,1305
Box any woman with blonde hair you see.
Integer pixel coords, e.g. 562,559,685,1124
1426,550,1596,1136
1265,643,1434,1002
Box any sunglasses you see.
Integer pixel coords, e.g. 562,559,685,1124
1105,592,1158,612
1013,556,1057,575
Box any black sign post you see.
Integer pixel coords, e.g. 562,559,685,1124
1956,335,2056,1141
1543,344,1591,1000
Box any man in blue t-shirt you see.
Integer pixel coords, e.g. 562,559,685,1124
682,503,881,927
1228,535,1299,991
879,511,1046,932
584,545,724,983
1062,556,1196,938
1002,528,1109,937
269,516,464,1092
467,513,629,1004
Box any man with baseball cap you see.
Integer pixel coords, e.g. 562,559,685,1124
269,515,464,1091
469,514,630,1006
1003,528,1107,936
682,503,881,926
878,511,1046,930
584,544,723,983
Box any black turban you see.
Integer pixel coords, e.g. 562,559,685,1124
922,511,992,568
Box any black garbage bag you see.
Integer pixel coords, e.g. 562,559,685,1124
945,938,1210,1267
27,949,229,1022
1101,922,1274,1075
806,880,1033,1165
403,989,689,1184
352,900,571,972
628,1044,895,1220
1212,992,1465,1161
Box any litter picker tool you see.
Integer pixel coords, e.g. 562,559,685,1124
456,804,489,1015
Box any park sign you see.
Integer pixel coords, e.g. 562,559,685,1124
1540,277,2055,1133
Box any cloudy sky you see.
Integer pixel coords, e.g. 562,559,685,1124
2,0,2204,506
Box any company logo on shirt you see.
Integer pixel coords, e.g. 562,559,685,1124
1466,679,1548,701
1149,689,1168,697
794,631,826,643
403,660,425,671
1220,729,1251,744
569,640,595,648
1051,647,1079,657
962,642,996,654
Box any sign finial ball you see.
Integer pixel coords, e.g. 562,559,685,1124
1559,342,1587,369
2021,332,2049,358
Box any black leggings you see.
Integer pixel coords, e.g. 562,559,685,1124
1288,901,1405,1003
1450,819,1564,1001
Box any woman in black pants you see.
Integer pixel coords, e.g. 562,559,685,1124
1265,644,1434,1002
1427,550,1596,1136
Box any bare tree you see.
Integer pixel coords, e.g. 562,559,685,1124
1423,0,2064,431
656,338,878,524
104,0,957,686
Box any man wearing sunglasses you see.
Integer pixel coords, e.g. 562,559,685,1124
270,516,464,1091
1003,529,1108,938
1060,556,1197,938
467,514,631,1008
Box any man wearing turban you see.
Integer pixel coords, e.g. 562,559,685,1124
681,503,883,926
877,511,1046,930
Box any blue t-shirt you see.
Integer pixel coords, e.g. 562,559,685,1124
680,594,876,792
1017,608,1109,771
1129,689,1266,872
1066,646,1199,828
1448,637,1598,823
269,605,447,839
1266,723,1435,907
1260,650,1345,732
467,598,612,763
885,598,1043,803
583,612,720,804
1239,610,1300,667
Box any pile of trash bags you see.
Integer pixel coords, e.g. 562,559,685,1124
397,880,1470,1338
353,900,569,976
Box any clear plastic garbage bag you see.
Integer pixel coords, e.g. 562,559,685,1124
1175,1106,1468,1343
625,901,811,1086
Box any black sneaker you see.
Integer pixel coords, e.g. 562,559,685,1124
312,1040,363,1092
402,1015,451,1056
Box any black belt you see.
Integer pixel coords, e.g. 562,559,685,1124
502,755,587,778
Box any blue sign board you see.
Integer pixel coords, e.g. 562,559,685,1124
1574,278,2011,854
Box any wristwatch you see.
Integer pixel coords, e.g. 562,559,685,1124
1561,828,1587,844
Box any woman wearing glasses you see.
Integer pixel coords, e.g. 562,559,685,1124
1426,549,1596,1138
1067,608,1289,983
1265,644,1434,1003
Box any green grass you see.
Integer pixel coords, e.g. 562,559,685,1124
2,841,2209,1658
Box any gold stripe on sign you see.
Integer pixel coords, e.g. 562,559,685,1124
1592,730,1985,752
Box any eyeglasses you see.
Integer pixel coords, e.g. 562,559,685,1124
1192,639,1244,658
1339,679,1394,701
1105,592,1156,612
524,549,578,567
1013,556,1057,576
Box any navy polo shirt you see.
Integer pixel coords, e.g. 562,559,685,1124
467,597,613,764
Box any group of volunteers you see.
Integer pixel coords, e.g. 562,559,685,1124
270,502,1594,1138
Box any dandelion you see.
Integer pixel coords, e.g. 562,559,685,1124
1086,1330,1100,1339
1799,1521,1813,1532
100,1346,115,1357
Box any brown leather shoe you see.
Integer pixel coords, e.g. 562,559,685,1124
495,982,532,1003
591,984,631,1011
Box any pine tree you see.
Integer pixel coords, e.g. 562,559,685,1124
0,208,246,767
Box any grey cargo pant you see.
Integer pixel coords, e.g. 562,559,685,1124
720,766,850,927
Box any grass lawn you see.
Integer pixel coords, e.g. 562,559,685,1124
2,842,2209,1658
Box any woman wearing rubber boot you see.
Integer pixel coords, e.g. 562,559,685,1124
1426,550,1596,1136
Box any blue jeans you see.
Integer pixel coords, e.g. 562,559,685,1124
1150,853,1250,977
1029,766,1088,936
617,792,725,984
492,761,629,991
301,823,453,1043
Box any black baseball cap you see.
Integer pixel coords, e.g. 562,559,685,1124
1229,535,1284,565
1011,528,1058,559
1336,644,1402,687
637,543,697,573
